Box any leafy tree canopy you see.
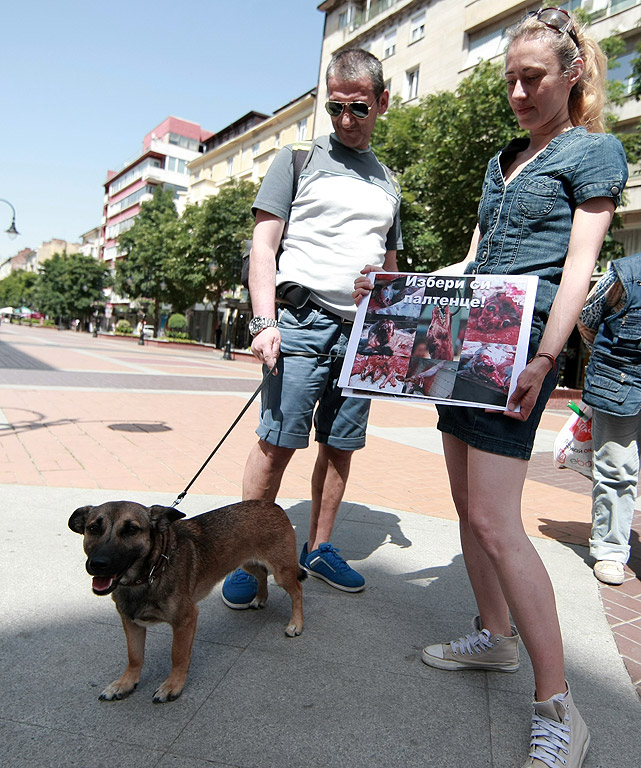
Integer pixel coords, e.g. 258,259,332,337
31,252,111,320
178,179,258,328
0,268,38,308
180,179,258,294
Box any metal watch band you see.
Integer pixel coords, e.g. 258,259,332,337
249,316,278,337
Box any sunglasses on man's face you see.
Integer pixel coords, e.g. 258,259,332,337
527,7,579,49
325,100,374,119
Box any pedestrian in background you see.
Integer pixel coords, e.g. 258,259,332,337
578,251,641,586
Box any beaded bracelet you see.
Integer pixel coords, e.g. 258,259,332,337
532,351,557,374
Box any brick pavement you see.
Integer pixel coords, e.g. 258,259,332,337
1,323,640,697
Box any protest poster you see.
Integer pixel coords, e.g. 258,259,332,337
338,271,539,410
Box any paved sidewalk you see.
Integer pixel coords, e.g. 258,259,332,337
1,325,641,767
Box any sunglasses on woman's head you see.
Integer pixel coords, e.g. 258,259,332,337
325,100,374,119
527,7,579,48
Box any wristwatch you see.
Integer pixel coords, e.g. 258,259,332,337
249,316,278,337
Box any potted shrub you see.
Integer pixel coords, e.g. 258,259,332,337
166,313,190,341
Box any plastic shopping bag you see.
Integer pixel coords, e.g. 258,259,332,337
553,401,593,478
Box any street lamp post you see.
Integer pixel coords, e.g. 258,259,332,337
0,199,19,240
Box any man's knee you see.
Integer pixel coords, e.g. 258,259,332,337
256,439,296,470
318,443,354,471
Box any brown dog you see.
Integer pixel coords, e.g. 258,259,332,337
68,499,305,703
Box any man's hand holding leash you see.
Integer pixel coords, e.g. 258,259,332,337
251,326,281,373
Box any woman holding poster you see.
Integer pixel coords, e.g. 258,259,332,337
356,10,627,768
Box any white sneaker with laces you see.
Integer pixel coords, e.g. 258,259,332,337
421,616,520,672
522,684,590,768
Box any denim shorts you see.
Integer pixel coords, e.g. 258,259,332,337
436,329,558,462
257,305,371,451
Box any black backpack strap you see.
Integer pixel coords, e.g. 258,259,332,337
243,140,315,289
290,139,315,200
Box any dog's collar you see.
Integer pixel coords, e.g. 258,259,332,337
120,530,171,588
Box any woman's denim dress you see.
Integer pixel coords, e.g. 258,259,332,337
437,127,628,459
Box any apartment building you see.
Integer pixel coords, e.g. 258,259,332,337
315,0,641,253
79,227,101,261
36,238,82,266
186,90,316,204
0,248,38,279
100,117,213,268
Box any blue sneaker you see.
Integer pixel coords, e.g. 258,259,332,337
304,542,365,592
221,569,258,609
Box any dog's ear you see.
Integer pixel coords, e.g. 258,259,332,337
148,505,186,531
69,505,92,534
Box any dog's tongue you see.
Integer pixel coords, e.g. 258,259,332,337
92,576,114,593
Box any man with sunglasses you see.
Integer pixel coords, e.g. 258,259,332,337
222,49,402,607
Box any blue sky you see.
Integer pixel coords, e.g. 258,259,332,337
0,0,325,263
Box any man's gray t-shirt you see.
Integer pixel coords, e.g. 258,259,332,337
252,133,402,321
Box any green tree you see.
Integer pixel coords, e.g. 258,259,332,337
179,179,258,331
31,253,67,321
64,253,112,321
31,252,110,324
0,269,38,309
115,187,181,327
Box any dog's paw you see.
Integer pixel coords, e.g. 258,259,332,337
152,682,183,704
249,597,266,609
99,681,138,701
285,623,303,637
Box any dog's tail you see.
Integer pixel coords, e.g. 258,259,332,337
297,566,308,583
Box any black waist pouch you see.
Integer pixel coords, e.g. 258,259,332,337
275,282,311,309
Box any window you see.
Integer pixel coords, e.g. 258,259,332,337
608,46,640,95
227,156,234,176
384,79,392,98
106,184,155,217
384,29,396,58
466,26,507,67
252,142,260,158
338,4,354,29
406,67,419,101
410,12,425,44
297,118,308,141
168,133,199,152
275,132,281,148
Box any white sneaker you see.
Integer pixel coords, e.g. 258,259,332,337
421,616,520,672
593,560,625,585
522,684,590,768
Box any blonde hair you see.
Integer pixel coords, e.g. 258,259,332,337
505,13,608,133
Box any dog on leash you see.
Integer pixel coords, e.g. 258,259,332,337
68,499,305,703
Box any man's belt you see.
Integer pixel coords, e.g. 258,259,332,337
275,281,311,309
275,282,352,324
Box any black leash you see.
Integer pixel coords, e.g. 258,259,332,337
170,350,348,508
171,366,276,507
